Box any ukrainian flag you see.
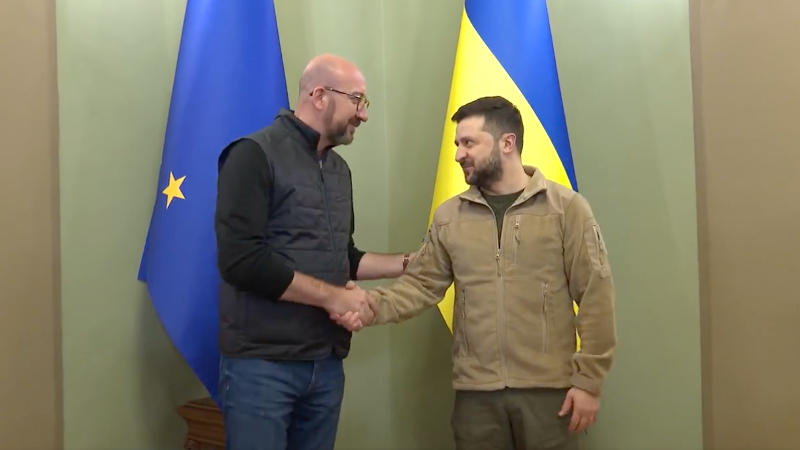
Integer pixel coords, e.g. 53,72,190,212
431,0,579,341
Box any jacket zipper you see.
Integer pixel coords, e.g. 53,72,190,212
460,289,469,356
458,189,543,386
486,206,509,383
318,160,337,254
542,282,550,354
512,215,521,265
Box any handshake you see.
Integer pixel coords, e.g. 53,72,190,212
327,281,377,332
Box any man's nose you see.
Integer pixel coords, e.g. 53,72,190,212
455,146,467,163
356,108,368,123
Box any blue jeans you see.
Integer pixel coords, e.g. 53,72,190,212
219,355,345,450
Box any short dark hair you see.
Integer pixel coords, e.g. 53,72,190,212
451,96,525,154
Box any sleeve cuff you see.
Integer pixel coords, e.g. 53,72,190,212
348,248,366,280
270,264,296,298
570,373,603,396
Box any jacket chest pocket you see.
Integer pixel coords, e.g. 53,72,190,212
447,219,498,276
508,214,563,271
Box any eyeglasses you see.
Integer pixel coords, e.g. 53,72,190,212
321,86,370,111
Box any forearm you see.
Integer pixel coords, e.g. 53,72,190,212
568,267,617,394
567,240,617,395
279,271,340,309
370,277,436,324
571,291,617,395
356,251,414,280
221,255,340,309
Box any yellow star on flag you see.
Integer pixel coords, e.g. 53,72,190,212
162,172,186,208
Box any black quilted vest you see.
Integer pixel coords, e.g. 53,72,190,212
218,110,353,360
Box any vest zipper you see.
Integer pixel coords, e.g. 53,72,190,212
318,159,337,254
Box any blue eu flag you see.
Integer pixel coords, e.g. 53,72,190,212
137,0,289,404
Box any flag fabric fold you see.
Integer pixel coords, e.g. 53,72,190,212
137,0,289,403
430,0,579,337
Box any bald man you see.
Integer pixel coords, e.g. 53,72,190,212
214,54,416,450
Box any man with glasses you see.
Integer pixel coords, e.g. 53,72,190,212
214,54,414,450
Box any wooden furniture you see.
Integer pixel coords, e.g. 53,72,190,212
176,397,225,450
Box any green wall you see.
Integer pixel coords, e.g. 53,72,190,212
57,0,204,448
57,0,701,449
549,0,703,448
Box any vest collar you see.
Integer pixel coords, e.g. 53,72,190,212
276,109,329,158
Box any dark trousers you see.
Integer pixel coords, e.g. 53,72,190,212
219,355,345,450
452,388,580,450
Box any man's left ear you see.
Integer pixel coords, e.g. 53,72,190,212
501,133,517,154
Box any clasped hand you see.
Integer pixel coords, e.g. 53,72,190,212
328,281,375,332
